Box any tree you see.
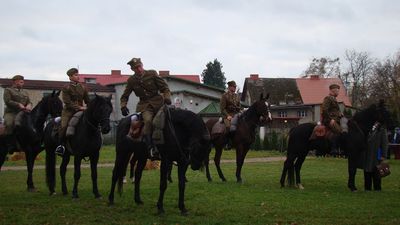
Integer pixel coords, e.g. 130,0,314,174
340,49,375,108
303,57,341,78
201,59,226,89
368,50,400,127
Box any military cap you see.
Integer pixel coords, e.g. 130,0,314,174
127,58,143,67
12,75,24,80
227,81,236,87
66,68,79,76
329,84,340,90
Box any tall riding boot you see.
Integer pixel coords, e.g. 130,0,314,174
143,134,160,160
6,134,18,154
226,131,235,150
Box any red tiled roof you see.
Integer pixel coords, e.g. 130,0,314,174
0,78,114,92
78,70,201,85
296,77,351,106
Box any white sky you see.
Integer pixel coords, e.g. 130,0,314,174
0,0,399,90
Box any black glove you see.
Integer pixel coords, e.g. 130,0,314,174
164,98,172,105
121,107,129,116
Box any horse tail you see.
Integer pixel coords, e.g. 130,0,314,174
44,121,57,193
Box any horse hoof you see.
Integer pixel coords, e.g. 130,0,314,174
236,179,242,184
180,209,188,216
108,201,114,206
157,209,165,215
62,192,68,196
297,184,305,190
27,187,37,193
49,192,57,196
135,200,144,205
72,194,79,199
95,195,102,200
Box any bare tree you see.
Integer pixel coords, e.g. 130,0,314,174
303,57,341,78
340,49,375,107
368,50,400,126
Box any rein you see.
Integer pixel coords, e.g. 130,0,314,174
165,106,190,164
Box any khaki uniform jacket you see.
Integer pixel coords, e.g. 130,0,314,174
120,70,171,113
3,87,31,114
60,82,90,129
321,95,342,125
220,91,240,118
3,87,32,134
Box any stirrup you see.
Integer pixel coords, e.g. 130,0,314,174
55,145,65,156
149,146,160,161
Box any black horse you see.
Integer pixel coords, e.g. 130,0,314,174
205,93,272,183
45,94,112,197
0,90,62,192
280,101,390,190
108,107,211,215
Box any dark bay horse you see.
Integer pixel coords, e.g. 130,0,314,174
45,94,112,198
108,107,211,215
280,101,390,190
0,90,62,192
205,93,272,183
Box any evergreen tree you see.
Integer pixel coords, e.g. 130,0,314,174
201,59,226,89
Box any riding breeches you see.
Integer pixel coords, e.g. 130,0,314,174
3,112,17,135
142,110,154,136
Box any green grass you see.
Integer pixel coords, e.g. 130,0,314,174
2,146,284,167
1,157,399,225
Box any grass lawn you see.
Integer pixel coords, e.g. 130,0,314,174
1,156,399,225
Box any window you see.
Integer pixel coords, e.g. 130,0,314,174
297,110,307,118
278,111,287,118
84,78,97,84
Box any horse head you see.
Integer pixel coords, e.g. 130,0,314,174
255,93,272,124
189,130,211,171
87,94,113,134
352,99,391,134
47,90,63,118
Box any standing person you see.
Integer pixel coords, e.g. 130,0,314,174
388,127,400,159
3,75,32,152
220,80,241,147
364,122,388,191
321,84,343,155
55,68,90,156
120,57,171,160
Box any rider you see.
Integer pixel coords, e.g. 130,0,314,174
220,80,241,148
120,57,171,160
321,83,343,155
55,68,90,156
2,75,32,153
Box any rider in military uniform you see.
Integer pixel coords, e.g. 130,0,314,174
321,83,343,155
220,80,241,147
321,83,342,133
55,68,90,156
2,75,32,152
120,58,171,160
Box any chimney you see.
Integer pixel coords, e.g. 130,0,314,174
159,70,170,77
250,74,259,81
310,75,320,80
111,70,121,76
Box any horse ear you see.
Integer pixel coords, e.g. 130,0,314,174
107,94,112,101
56,90,61,96
51,90,56,97
259,93,264,100
379,99,385,108
265,93,270,100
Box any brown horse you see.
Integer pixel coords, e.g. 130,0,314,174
205,93,271,183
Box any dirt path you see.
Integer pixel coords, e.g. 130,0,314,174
1,156,286,171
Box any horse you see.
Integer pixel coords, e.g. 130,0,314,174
280,101,391,190
108,107,211,215
45,94,113,198
0,90,62,192
205,93,272,183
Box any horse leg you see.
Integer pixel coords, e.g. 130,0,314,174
287,157,296,187
235,144,249,183
60,153,71,195
347,158,357,192
167,161,173,183
157,159,169,215
214,145,226,182
72,155,82,199
294,155,306,189
134,155,146,204
0,142,8,171
45,147,57,195
25,148,38,192
90,151,101,199
178,163,189,216
204,152,212,182
129,153,137,182
280,157,291,188
108,149,132,205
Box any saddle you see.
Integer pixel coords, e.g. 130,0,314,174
309,123,327,140
127,114,144,141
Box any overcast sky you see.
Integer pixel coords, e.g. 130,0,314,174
1,0,399,89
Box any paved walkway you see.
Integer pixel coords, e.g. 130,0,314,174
1,156,286,171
